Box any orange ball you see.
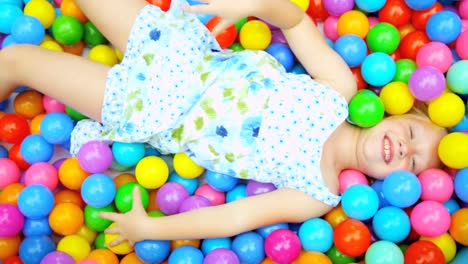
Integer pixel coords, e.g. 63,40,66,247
260,257,276,264
60,0,87,23
58,157,90,190
146,189,160,212
171,239,200,251
0,235,21,260
449,208,468,246
337,10,369,38
0,183,25,206
49,202,84,236
30,113,46,134
54,189,85,208
120,253,145,264
113,173,137,190
295,251,332,264
62,40,85,56
13,90,45,119
324,204,349,229
86,249,119,264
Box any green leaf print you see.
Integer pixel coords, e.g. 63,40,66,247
194,117,204,130
200,98,217,119
123,107,133,120
142,53,155,66
171,125,184,143
239,169,249,179
223,88,233,99
225,153,235,162
208,145,219,156
201,72,210,84
135,99,143,112
237,100,248,115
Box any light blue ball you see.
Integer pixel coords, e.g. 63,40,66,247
447,60,468,95
371,180,391,208
443,198,460,215
361,52,396,86
257,222,289,239
11,15,45,45
0,4,23,34
383,170,421,208
81,173,116,208
426,10,462,44
232,232,265,264
334,34,367,67
0,0,23,8
365,240,404,264
454,168,468,203
450,247,468,264
40,112,74,145
135,239,171,264
404,0,436,10
355,0,386,13
372,206,410,243
206,170,239,192
17,184,54,219
226,184,247,203
20,134,54,164
112,141,146,167
168,245,204,264
201,237,231,255
19,235,56,264
22,217,53,237
342,184,379,220
298,218,333,252
168,171,199,195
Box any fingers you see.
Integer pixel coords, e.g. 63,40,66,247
104,225,120,235
99,212,120,222
109,235,128,247
211,19,233,37
131,186,145,213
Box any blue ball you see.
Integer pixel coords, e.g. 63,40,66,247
19,235,56,264
361,52,396,86
256,222,289,239
81,173,116,208
186,0,214,24
298,218,333,252
0,98,9,111
383,170,421,208
0,4,23,34
341,184,379,220
443,198,460,215
454,168,468,203
426,10,462,44
135,239,171,264
1,33,18,48
355,0,386,12
1,0,24,8
17,184,54,219
290,64,307,74
232,232,265,264
22,217,53,237
112,141,146,167
40,112,74,145
20,134,54,164
334,34,368,67
450,247,468,264
144,146,160,157
371,180,391,208
404,0,436,10
226,184,247,203
11,15,45,45
265,43,295,72
0,145,8,158
201,237,231,255
168,171,199,195
168,245,204,264
372,206,410,243
206,170,239,192
452,114,468,132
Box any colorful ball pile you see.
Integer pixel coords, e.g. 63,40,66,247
0,0,468,263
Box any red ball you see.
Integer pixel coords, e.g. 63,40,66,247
206,16,237,49
378,0,412,28
146,0,171,12
333,219,371,257
0,114,30,144
399,30,430,60
8,143,31,171
351,67,367,90
307,0,329,22
411,2,443,30
404,240,445,264
3,256,23,264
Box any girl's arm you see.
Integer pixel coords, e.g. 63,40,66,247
101,187,332,245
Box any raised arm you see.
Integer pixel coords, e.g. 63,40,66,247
101,187,332,244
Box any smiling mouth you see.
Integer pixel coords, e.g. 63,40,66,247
383,135,394,164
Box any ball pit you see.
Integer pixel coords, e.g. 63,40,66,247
0,0,467,263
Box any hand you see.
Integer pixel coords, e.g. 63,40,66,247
181,0,260,36
99,187,148,247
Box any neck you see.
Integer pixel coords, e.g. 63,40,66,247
325,121,362,173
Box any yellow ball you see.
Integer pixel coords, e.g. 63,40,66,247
104,223,134,255
88,44,119,66
239,20,272,50
428,92,465,127
337,10,370,38
40,40,64,52
380,81,415,115
438,132,468,169
76,225,98,244
57,235,91,262
421,233,456,263
115,48,124,62
24,0,56,29
173,152,204,179
290,0,310,11
135,156,169,189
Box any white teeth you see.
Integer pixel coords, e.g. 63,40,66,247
384,138,390,162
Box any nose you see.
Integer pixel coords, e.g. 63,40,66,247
398,140,414,158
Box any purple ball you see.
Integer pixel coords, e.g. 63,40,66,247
40,251,75,264
204,248,240,264
323,0,355,16
52,158,66,170
179,195,211,213
156,182,190,215
271,30,287,44
0,204,24,237
246,180,276,196
408,66,446,102
77,140,113,173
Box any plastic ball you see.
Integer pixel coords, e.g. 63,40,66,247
167,245,203,263
19,236,55,264
0,235,21,260
256,223,289,239
0,4,23,34
42,95,65,113
115,182,149,213
372,206,410,243
426,10,462,44
0,158,21,189
206,16,237,49
17,184,54,219
0,182,24,206
326,245,356,263
410,200,450,237
298,218,333,252
0,204,24,237
348,90,385,128
336,10,369,38
355,0,386,12
361,52,396,86
40,112,74,144
456,30,468,59
365,240,404,264
57,234,91,261
77,140,113,173
111,142,145,167
54,189,85,208
194,183,225,206
14,89,44,120
52,15,83,45
205,170,238,192
264,229,301,264
404,240,445,264
134,240,170,264
83,21,108,47
380,81,415,115
178,195,211,213
41,251,75,264
338,169,368,194
20,134,54,164
22,217,52,237
438,133,468,170
383,170,421,208
226,184,247,203
323,16,339,41
48,202,84,236
416,42,453,73
420,233,456,263
23,0,55,29
58,157,90,190
418,168,453,202
88,44,118,66
428,92,465,127
10,15,45,44
0,113,30,144
405,0,436,10
447,208,468,246
409,65,446,101
265,43,295,72
156,182,189,215
135,155,169,189
447,60,468,95
323,0,355,17
85,249,118,264
394,58,417,83
454,168,468,203
81,173,116,208
341,184,379,220
246,180,276,196
232,232,265,264
24,162,58,191
173,152,204,179
378,0,411,27
203,248,240,264
333,219,371,257
239,20,272,50
367,22,400,54
399,30,430,60
334,34,367,67
84,204,114,233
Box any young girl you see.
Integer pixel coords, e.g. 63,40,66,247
0,0,446,246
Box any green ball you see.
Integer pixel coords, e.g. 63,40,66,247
110,159,133,172
348,89,385,128
83,21,108,47
84,204,115,232
326,245,356,264
115,182,149,213
367,22,400,54
95,232,107,249
229,42,244,52
234,17,248,33
65,106,88,121
148,210,166,218
52,15,84,45
394,59,417,83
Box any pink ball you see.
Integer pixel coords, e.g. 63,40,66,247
416,42,453,73
418,168,454,203
194,183,225,206
0,203,24,237
0,158,21,189
77,140,113,173
264,229,301,264
368,17,380,28
339,169,369,194
410,201,450,237
456,30,468,59
42,95,66,113
53,0,63,6
24,162,58,191
323,16,340,41
459,0,468,20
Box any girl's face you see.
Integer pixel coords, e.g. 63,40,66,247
356,113,447,179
